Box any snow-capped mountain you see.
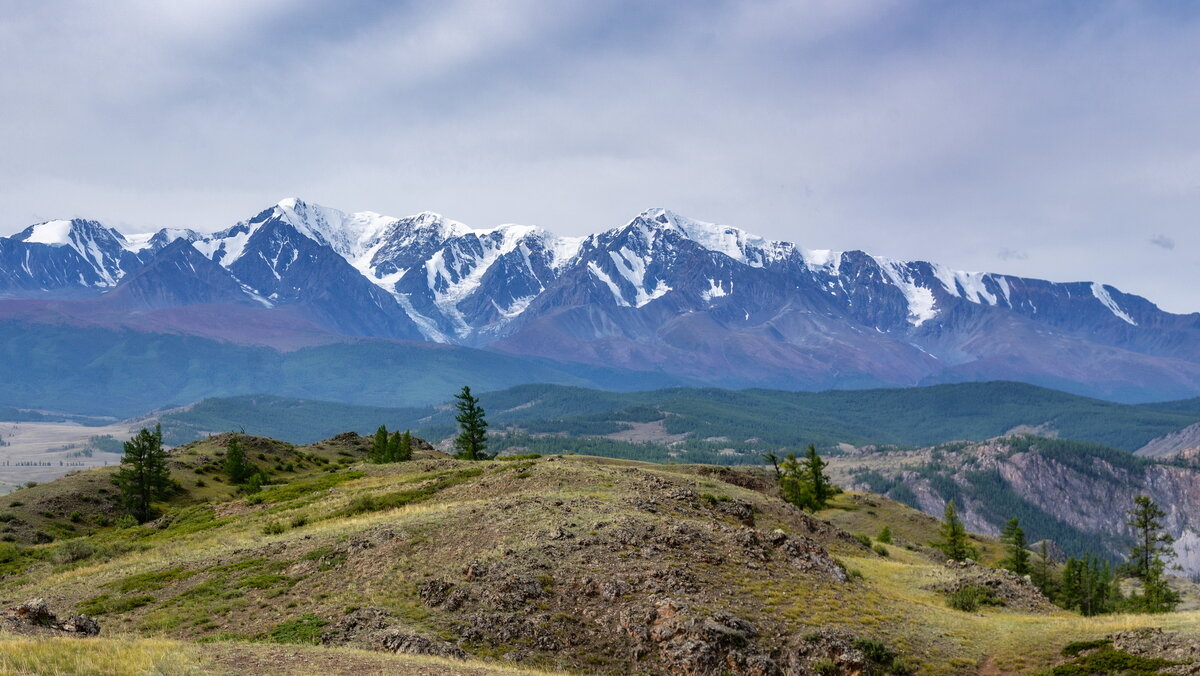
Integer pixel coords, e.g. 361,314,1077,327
2,198,1199,401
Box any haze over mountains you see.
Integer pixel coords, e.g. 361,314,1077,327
3,198,1200,409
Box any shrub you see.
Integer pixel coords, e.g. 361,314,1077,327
873,543,890,557
52,539,96,564
853,637,896,663
946,585,1003,612
268,614,328,644
289,515,308,529
0,543,22,563
261,522,287,535
78,594,155,615
854,533,873,548
877,526,893,544
813,658,839,676
1062,639,1111,658
115,514,138,529
195,479,207,487
68,511,83,524
8,501,23,507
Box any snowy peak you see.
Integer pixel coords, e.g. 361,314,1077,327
10,218,132,286
623,208,797,268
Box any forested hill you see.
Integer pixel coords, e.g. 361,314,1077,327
157,381,1200,454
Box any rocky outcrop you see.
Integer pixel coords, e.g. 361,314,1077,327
321,607,464,659
837,437,1200,577
1110,628,1200,675
926,561,1057,613
2,598,99,637
1136,423,1200,459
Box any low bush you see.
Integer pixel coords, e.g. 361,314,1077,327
946,585,1003,612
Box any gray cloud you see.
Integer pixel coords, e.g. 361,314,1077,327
998,248,1029,261
0,1,1198,312
1150,235,1176,250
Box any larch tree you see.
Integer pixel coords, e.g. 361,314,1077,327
999,518,1031,576
453,386,490,461
935,499,977,562
113,425,174,523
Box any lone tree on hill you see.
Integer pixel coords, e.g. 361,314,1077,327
1123,495,1180,613
454,386,490,461
999,517,1030,576
779,445,838,511
935,499,977,561
223,434,253,485
113,425,174,523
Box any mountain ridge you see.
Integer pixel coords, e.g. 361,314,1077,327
3,198,1200,402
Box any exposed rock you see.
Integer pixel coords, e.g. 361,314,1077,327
379,631,467,660
322,607,464,659
927,561,1056,613
2,598,100,637
1110,628,1200,675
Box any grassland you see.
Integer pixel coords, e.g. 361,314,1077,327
0,434,1195,674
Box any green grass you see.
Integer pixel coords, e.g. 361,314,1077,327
267,614,328,645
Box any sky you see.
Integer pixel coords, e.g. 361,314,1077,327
1,1,1198,312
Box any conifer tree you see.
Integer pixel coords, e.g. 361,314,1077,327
454,386,490,461
999,518,1031,576
1124,495,1174,581
223,434,253,485
113,425,173,523
779,453,813,510
371,425,389,463
1122,495,1179,613
394,430,413,462
800,444,837,509
762,452,781,479
1030,541,1058,600
877,526,893,544
935,499,977,561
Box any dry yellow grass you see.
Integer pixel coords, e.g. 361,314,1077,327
0,636,204,676
0,636,570,676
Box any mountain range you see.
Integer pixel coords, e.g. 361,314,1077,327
3,198,1199,405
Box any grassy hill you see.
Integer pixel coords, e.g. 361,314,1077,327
156,382,1200,458
0,433,1197,674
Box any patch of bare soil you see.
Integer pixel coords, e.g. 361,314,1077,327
604,420,688,444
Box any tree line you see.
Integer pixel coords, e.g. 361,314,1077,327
934,495,1179,615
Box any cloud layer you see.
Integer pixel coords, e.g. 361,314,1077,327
2,1,1197,311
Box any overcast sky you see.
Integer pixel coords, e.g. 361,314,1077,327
2,1,1198,312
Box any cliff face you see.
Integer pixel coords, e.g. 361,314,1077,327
830,437,1200,576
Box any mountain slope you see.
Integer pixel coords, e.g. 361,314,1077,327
0,321,683,418
3,199,1200,401
1,434,1197,674
826,435,1200,576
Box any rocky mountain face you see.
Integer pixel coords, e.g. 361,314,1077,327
3,199,1200,401
828,437,1200,577
1137,423,1200,459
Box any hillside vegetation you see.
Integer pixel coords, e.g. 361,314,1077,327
826,436,1200,576
157,382,1200,455
0,432,1197,674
